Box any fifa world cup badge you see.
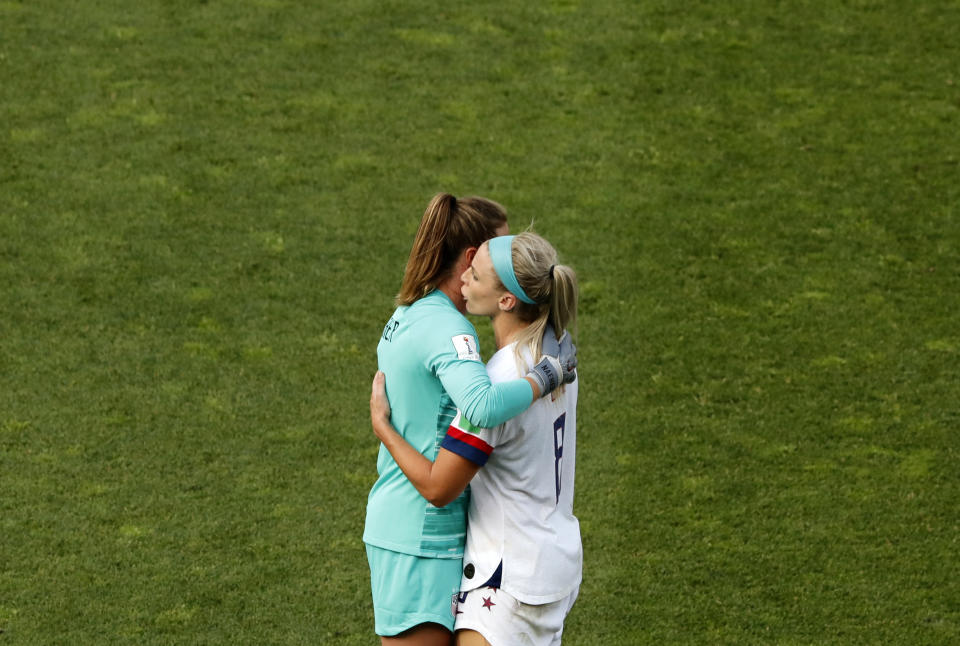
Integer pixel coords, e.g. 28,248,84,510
451,335,481,361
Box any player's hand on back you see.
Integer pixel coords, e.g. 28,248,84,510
542,322,577,384
528,323,578,398
369,371,393,439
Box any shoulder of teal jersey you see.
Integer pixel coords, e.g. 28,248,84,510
405,290,478,340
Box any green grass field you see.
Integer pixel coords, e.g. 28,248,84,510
2,1,958,643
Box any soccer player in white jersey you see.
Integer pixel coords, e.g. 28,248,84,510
371,232,581,646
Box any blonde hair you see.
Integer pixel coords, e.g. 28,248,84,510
497,232,578,367
396,193,508,306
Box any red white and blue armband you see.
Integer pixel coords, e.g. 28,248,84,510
440,411,494,466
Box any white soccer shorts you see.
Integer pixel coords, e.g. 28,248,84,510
453,586,579,646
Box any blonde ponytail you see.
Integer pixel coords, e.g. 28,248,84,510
503,232,578,366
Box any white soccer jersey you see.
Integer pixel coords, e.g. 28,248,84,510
440,342,582,605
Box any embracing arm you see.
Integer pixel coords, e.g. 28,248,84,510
438,324,576,429
370,372,480,507
443,361,536,429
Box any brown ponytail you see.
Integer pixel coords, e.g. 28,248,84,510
396,193,508,305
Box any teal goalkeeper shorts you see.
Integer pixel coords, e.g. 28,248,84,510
365,543,463,636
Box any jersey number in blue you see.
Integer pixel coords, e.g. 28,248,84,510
553,413,566,503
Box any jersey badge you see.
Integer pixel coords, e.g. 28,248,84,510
451,335,481,362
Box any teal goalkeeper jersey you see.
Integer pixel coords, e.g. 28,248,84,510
364,289,533,557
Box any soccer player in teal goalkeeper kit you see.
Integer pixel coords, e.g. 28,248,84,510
364,194,575,646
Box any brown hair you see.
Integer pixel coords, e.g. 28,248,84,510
396,193,508,306
493,232,578,363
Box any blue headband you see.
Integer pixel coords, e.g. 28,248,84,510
488,235,536,305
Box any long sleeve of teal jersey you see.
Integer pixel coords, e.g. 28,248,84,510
435,353,533,429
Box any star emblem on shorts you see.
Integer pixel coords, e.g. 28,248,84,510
482,596,495,611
